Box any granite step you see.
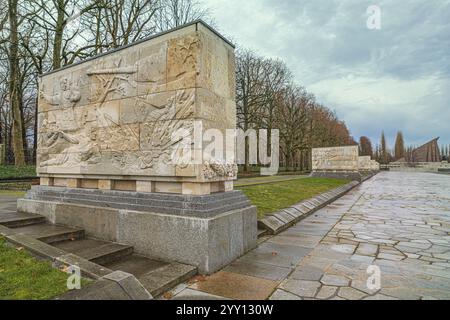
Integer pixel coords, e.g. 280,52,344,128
12,223,85,244
257,228,269,238
53,238,134,265
102,254,197,297
0,207,197,298
138,263,197,297
25,186,252,217
0,212,46,228
102,254,169,277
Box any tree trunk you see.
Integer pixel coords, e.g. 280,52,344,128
33,94,38,163
52,0,65,70
8,0,25,165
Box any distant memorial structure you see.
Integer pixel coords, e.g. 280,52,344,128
311,145,363,181
18,21,257,274
389,137,448,172
411,138,441,163
358,156,371,172
359,156,380,173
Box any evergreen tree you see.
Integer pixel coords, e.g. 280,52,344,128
380,131,388,164
394,131,405,160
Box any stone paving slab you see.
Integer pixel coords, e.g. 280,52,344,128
172,288,230,300
223,259,292,281
238,245,308,269
165,172,450,300
269,172,450,300
269,289,302,300
189,271,279,300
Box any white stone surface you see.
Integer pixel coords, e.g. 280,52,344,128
358,156,372,171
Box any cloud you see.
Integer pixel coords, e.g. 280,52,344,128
207,0,450,147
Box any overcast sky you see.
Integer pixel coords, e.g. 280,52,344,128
206,0,450,149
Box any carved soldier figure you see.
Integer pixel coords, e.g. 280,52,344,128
40,77,81,108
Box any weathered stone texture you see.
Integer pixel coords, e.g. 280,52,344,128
358,156,372,171
312,146,359,172
411,138,441,162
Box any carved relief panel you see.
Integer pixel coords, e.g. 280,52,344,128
312,146,359,171
37,22,237,183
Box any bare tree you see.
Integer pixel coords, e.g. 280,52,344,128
359,136,373,157
155,0,211,31
24,0,105,69
235,49,268,172
276,85,310,168
87,0,160,50
8,0,26,165
258,58,291,164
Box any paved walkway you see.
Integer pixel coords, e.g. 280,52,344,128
168,172,450,300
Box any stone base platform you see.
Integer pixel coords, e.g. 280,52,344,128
24,186,252,218
310,171,363,182
18,186,257,274
39,177,234,196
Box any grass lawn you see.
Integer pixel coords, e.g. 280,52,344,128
0,190,26,197
0,182,32,192
0,236,69,300
235,174,307,187
0,165,36,179
237,177,349,219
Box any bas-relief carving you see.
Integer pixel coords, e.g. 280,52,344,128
88,60,138,104
137,43,167,95
167,34,200,91
358,156,372,171
40,76,81,108
312,146,359,171
38,27,236,182
38,88,195,172
121,89,195,124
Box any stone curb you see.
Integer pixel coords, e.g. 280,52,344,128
258,173,378,235
0,224,152,300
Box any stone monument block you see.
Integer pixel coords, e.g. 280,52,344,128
311,145,362,181
369,160,380,171
19,21,257,274
358,156,372,172
36,21,237,196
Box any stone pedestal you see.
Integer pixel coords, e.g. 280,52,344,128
19,186,257,274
